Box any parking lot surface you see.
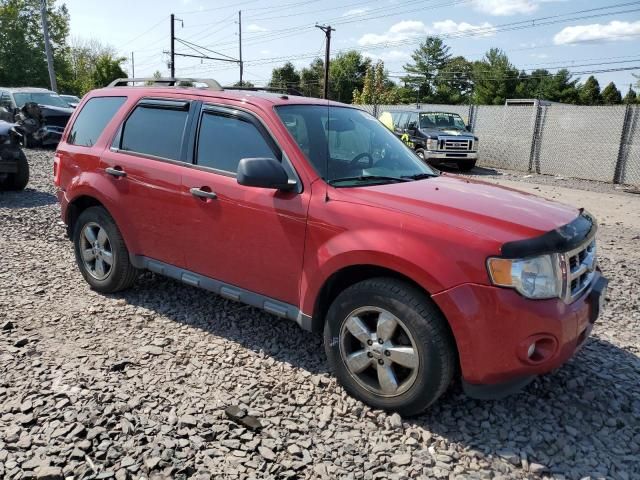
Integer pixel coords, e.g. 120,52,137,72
1,150,639,480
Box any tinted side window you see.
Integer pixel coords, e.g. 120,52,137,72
68,96,126,147
396,112,408,130
0,92,12,108
196,113,275,173
407,113,419,129
121,105,189,160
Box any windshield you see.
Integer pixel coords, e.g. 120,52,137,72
420,112,466,131
60,95,80,103
13,92,70,108
275,105,436,187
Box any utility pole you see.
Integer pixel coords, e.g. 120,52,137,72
131,52,135,78
170,14,175,77
315,25,334,99
40,0,57,92
238,10,243,86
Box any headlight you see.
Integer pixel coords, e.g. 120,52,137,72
427,138,439,150
487,254,562,299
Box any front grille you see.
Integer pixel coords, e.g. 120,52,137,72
564,239,597,301
439,137,473,152
43,115,70,128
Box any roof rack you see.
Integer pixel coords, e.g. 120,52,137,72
107,77,223,91
224,86,303,96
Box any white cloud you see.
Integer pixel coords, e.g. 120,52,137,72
362,50,411,61
471,0,537,15
529,53,549,59
342,7,369,17
357,20,495,46
431,20,496,36
246,24,267,33
553,20,640,45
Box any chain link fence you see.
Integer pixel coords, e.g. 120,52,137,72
359,103,640,186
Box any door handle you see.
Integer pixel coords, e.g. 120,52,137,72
105,167,126,178
190,187,217,200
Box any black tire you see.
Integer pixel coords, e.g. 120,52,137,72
73,206,138,293
415,149,426,161
324,277,456,416
458,159,476,172
0,148,29,191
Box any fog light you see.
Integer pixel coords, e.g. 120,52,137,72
527,343,536,359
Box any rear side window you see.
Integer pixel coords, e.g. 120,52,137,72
196,112,275,173
67,96,126,147
120,105,189,161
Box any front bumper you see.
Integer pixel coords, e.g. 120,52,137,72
432,273,608,398
32,126,64,146
424,151,477,163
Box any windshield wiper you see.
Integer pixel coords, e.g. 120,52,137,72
401,172,438,180
327,175,412,186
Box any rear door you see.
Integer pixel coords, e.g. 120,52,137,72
180,104,309,305
100,98,194,267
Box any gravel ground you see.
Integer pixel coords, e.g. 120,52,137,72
1,150,639,480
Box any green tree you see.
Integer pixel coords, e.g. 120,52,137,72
435,56,473,104
623,86,637,104
0,0,70,90
299,58,323,98
515,69,579,104
92,53,127,88
579,76,602,105
402,37,451,102
329,50,370,102
232,80,254,88
472,48,519,105
352,61,399,104
268,62,300,90
601,81,622,104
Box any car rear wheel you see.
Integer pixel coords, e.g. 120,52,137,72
324,277,456,415
73,206,138,293
458,159,476,171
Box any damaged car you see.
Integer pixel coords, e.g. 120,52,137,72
0,87,73,147
0,120,29,191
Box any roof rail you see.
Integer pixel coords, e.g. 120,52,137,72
107,77,223,91
224,86,303,96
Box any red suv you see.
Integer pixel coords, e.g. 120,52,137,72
54,78,608,415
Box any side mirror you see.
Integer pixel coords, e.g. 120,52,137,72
237,158,296,191
465,124,472,132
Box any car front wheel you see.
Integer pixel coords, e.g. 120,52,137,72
324,278,456,415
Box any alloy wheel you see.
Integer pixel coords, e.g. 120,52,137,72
340,306,420,397
79,222,114,280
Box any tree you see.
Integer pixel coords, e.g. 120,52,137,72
402,37,447,100
435,56,473,104
579,76,602,105
232,80,254,88
623,86,638,104
515,69,579,104
0,0,70,89
472,48,519,105
402,37,451,102
299,58,323,98
92,53,127,88
329,51,370,102
268,62,300,91
601,81,622,105
352,61,399,104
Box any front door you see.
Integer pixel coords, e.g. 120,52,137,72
181,105,309,306
99,98,193,267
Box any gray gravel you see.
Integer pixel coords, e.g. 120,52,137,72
1,149,639,480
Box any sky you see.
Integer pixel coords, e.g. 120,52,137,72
63,0,640,94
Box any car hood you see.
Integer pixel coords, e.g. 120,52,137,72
37,104,74,117
420,127,474,138
337,175,580,246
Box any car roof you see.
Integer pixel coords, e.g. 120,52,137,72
95,86,351,108
1,87,56,94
